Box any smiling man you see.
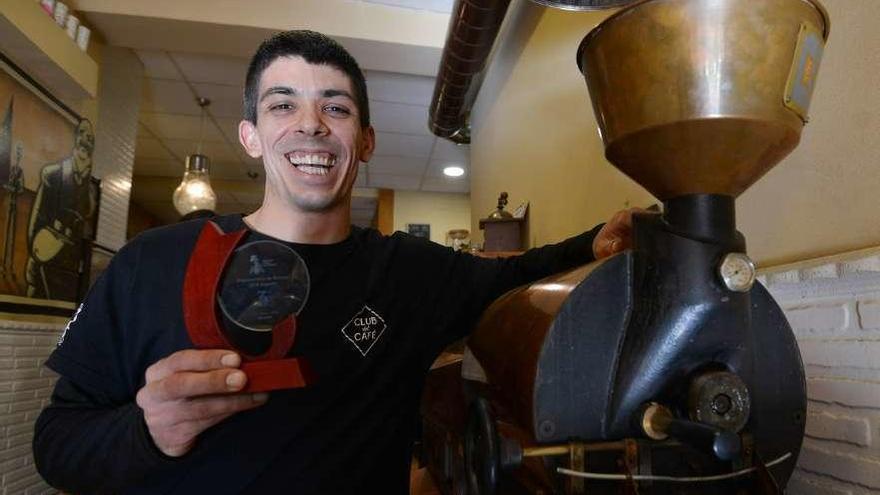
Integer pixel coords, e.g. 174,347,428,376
240,53,375,243
32,31,636,494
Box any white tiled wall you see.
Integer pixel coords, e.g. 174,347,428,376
0,46,143,494
92,47,143,251
762,248,880,494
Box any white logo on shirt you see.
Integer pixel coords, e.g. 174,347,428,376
58,303,84,346
341,305,387,356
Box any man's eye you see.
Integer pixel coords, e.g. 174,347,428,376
325,105,351,115
270,103,293,111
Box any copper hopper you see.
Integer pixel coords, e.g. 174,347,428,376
577,0,830,200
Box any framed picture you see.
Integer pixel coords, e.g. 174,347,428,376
0,53,99,322
83,242,115,296
513,201,529,219
407,223,430,240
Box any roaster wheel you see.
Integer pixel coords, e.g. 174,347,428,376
464,397,499,495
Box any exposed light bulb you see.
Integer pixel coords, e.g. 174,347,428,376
173,154,217,215
184,180,210,198
443,165,465,177
173,97,217,217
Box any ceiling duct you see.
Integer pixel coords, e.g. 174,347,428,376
528,0,638,10
428,0,637,144
428,0,511,144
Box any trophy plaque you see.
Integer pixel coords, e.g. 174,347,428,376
182,221,314,393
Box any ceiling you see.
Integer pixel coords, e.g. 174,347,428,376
362,0,455,12
75,0,469,226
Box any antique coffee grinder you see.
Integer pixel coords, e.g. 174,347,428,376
421,0,829,493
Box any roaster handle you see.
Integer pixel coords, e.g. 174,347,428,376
638,402,742,461
665,417,741,461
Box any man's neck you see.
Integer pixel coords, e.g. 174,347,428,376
73,159,90,184
243,201,351,244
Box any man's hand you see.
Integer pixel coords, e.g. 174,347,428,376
592,207,650,260
135,350,269,457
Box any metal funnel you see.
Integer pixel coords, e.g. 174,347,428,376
577,0,829,200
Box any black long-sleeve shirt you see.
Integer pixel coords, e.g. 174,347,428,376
34,214,600,494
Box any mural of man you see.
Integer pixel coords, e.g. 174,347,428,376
25,119,96,300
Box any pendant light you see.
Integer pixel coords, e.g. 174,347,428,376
173,97,217,216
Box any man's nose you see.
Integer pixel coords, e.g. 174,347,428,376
295,105,329,136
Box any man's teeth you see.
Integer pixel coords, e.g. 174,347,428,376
288,153,335,167
287,153,335,176
296,165,330,176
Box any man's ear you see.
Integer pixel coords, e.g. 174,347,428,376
239,120,263,158
359,126,376,163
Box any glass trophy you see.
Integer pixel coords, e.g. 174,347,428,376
182,221,314,392
217,240,309,356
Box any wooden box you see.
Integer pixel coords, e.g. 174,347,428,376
479,217,525,252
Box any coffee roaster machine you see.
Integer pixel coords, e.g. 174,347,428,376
420,0,830,493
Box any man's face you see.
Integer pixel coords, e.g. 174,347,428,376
239,56,374,214
74,122,94,175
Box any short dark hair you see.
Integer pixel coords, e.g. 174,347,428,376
243,30,370,128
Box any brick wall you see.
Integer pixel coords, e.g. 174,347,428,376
761,248,880,494
0,46,142,494
0,326,60,494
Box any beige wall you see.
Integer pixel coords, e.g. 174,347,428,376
471,0,880,266
470,4,654,251
393,191,471,246
738,0,880,265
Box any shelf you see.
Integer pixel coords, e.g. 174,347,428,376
0,0,99,102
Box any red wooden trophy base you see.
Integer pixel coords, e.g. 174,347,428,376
182,221,314,393
239,359,311,393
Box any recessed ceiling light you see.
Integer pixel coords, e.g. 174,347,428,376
443,166,465,177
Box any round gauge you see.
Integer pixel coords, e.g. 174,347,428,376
718,252,757,292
